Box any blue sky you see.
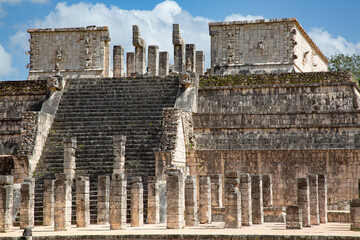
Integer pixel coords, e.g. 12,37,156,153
0,0,359,80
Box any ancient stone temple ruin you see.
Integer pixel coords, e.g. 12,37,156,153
0,17,360,238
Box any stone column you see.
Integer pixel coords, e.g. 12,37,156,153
195,51,205,75
126,52,135,77
350,199,360,231
20,178,35,229
147,176,159,224
76,176,90,228
113,135,126,175
199,175,211,224
0,175,14,232
148,45,159,76
113,45,125,77
240,173,252,226
172,24,185,73
308,174,320,225
109,174,127,230
251,175,264,224
54,173,72,231
286,205,302,229
225,171,241,228
133,25,146,75
43,179,55,226
131,177,143,227
63,137,76,181
262,174,273,207
185,175,197,226
297,177,310,227
185,44,196,73
318,174,327,223
97,175,110,224
159,52,169,76
166,168,185,229
210,174,222,208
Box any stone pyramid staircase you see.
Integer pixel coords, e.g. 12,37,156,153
33,77,179,224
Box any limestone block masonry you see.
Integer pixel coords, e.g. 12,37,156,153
97,175,110,225
0,175,14,233
209,18,328,75
43,179,54,226
54,173,72,231
27,26,110,80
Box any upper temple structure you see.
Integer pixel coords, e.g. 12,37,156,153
1,18,360,235
209,18,328,75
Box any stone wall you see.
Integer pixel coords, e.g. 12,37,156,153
209,18,327,75
27,26,110,80
192,72,360,207
0,81,47,155
186,149,360,206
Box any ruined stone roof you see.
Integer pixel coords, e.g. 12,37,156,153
27,25,108,33
209,18,328,65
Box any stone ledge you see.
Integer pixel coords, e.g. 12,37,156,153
199,72,356,88
0,80,47,94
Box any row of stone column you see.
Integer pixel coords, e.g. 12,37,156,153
286,174,327,229
166,169,273,229
113,24,205,77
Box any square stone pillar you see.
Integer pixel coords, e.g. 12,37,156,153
185,44,196,73
148,45,159,76
113,45,124,77
147,176,159,224
286,205,303,229
113,135,126,175
0,175,14,232
20,178,35,229
240,173,252,226
76,176,90,228
159,52,169,76
166,168,185,229
64,137,76,181
308,174,320,225
297,177,310,227
225,171,241,228
195,51,205,75
185,175,198,226
131,177,143,227
199,175,211,224
133,25,146,75
126,52,135,77
318,174,327,223
251,175,264,224
97,175,110,224
210,174,223,208
172,24,185,73
262,174,273,207
54,173,72,231
110,174,127,230
350,199,360,231
43,179,55,226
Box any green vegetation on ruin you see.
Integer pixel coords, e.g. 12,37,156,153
199,72,355,88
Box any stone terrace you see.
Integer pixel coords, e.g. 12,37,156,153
33,76,179,224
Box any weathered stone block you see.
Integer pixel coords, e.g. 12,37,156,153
109,174,127,230
286,205,303,229
318,174,327,223
76,176,90,228
308,174,320,225
54,173,72,231
43,179,54,226
297,177,310,227
199,175,211,224
147,176,159,224
240,173,252,226
251,175,264,224
20,178,35,229
97,175,110,225
131,177,143,227
185,175,198,226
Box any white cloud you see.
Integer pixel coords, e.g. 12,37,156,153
12,1,212,69
224,13,264,22
0,44,16,80
309,27,360,57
